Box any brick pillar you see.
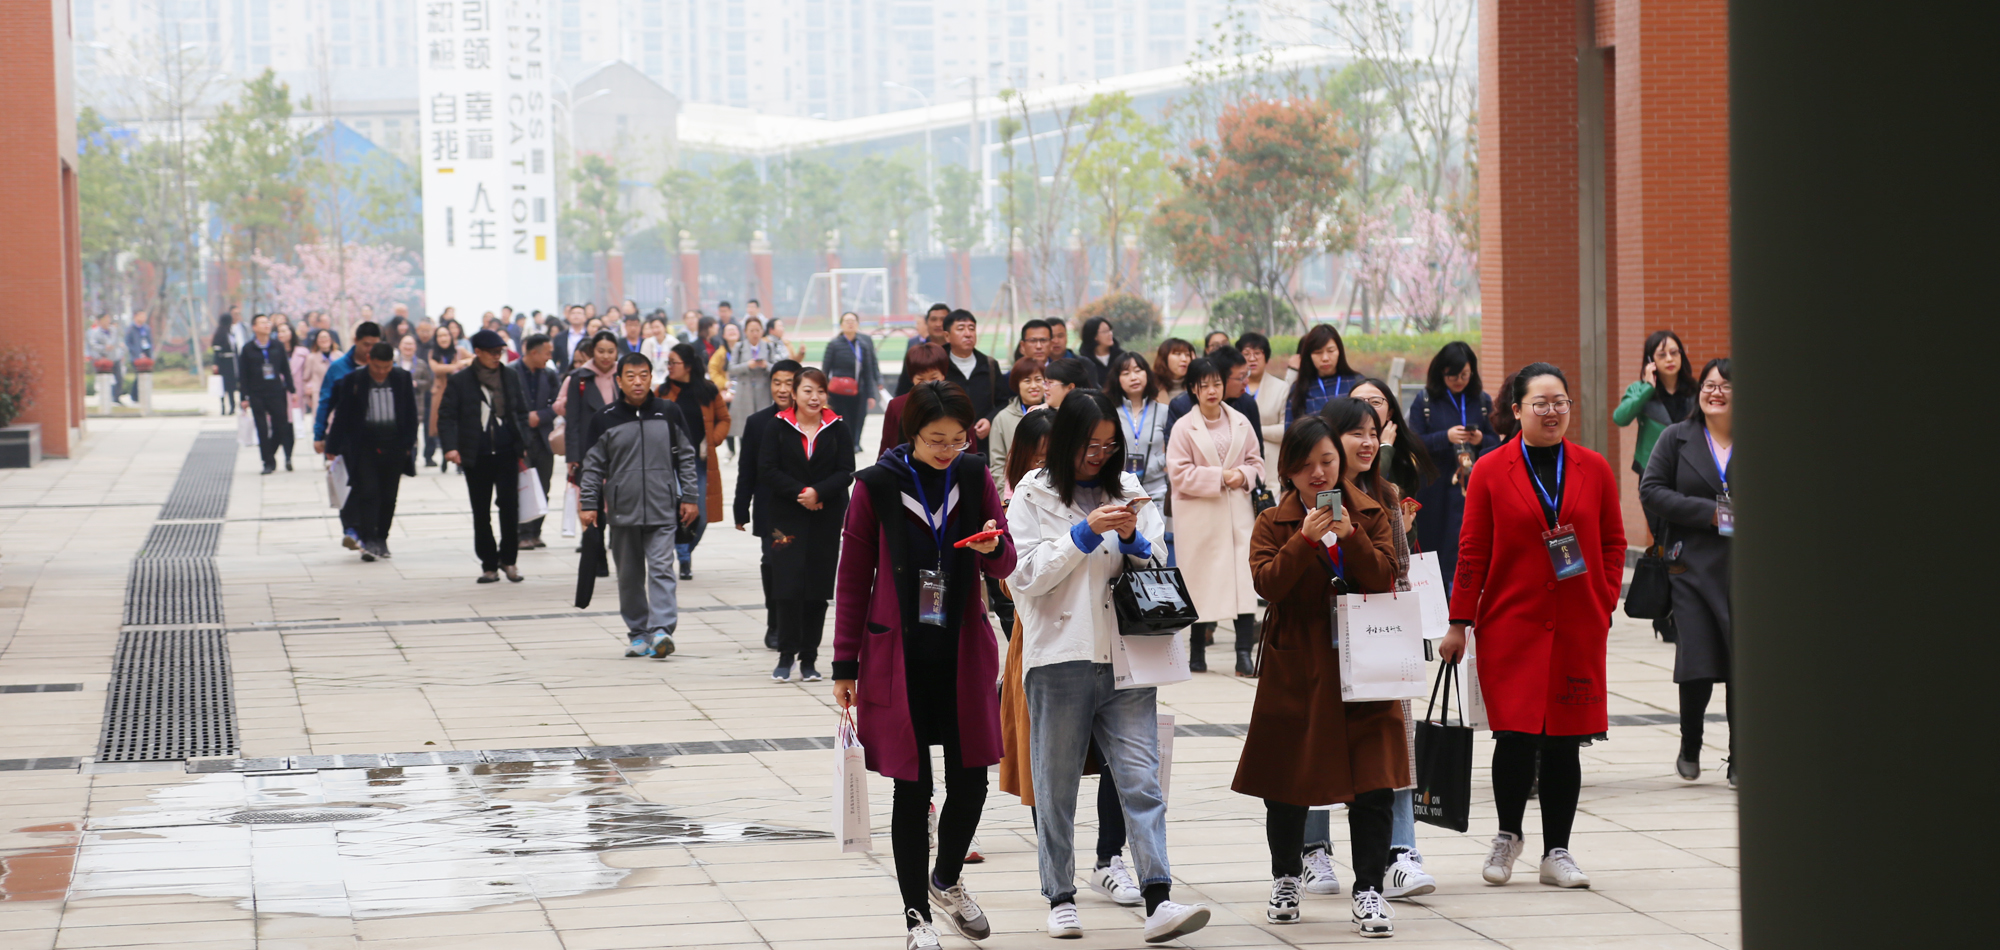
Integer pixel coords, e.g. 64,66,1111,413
885,230,907,323
1067,228,1088,309
823,229,842,272
750,229,774,313
949,250,971,308
677,230,701,314
606,249,625,307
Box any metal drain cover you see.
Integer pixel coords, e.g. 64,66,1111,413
221,807,390,824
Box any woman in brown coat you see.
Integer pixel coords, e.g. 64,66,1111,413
1233,413,1407,937
658,343,729,578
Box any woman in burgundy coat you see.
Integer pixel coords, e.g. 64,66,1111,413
831,381,1017,947
1440,363,1626,892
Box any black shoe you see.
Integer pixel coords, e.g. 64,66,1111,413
477,571,500,584
261,464,276,475
1189,641,1208,673
679,566,693,580
284,458,293,471
1235,647,1257,677
359,547,377,562
1675,755,1700,781
424,458,437,467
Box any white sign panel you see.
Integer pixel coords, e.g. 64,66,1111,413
419,0,557,320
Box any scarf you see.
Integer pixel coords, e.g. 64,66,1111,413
473,361,505,415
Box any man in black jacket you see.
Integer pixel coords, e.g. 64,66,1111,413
515,333,561,549
237,313,297,474
732,359,800,651
439,330,533,583
940,309,1005,455
325,343,418,561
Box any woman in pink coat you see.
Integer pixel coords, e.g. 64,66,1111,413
1165,355,1265,675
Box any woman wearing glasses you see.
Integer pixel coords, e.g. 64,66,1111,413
1007,390,1210,943
1639,359,1736,787
1439,363,1626,891
832,381,1015,948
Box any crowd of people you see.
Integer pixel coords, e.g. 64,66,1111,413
214,297,1734,948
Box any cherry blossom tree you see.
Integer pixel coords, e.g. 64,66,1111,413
1350,187,1478,332
255,242,417,330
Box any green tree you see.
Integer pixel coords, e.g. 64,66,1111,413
707,160,768,246
769,158,844,254
200,68,313,313
844,155,927,252
76,107,147,313
1071,92,1176,293
1151,97,1357,334
932,164,984,252
562,153,639,255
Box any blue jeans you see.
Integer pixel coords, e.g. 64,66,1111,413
1306,788,1418,852
1025,661,1172,904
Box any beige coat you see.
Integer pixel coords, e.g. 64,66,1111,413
1252,365,1291,486
1165,402,1264,621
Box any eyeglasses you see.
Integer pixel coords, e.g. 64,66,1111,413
1526,399,1573,416
1358,395,1388,409
918,434,970,452
1700,382,1733,394
1082,441,1117,459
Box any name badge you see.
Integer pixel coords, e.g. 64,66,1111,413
1715,493,1735,537
918,569,948,627
1542,524,1588,580
1125,452,1145,475
261,361,277,380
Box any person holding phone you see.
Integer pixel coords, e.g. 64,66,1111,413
831,382,1015,947
1614,329,1697,642
1639,358,1736,786
1439,364,1625,891
1007,389,1210,943
1165,356,1264,676
1405,341,1497,589
1235,414,1405,935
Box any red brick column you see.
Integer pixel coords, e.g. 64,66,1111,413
677,231,700,314
750,230,774,313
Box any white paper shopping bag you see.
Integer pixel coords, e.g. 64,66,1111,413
561,481,580,537
1156,713,1176,804
237,409,258,446
1110,632,1192,690
1407,551,1450,639
1461,630,1489,730
516,467,549,522
833,711,872,853
326,456,351,510
1336,592,1427,702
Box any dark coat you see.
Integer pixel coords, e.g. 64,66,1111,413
515,361,561,466
551,328,592,367
236,338,296,396
1232,487,1408,806
561,366,617,463
734,403,781,534
1283,371,1367,426
437,363,531,461
324,367,419,476
821,332,882,399
1447,440,1626,736
830,453,1017,781
1638,419,1733,683
1406,387,1499,587
945,348,1007,456
757,411,857,600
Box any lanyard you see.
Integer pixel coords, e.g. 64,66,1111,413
1316,375,1346,401
1318,539,1345,578
1704,429,1732,493
1520,438,1564,516
1120,401,1152,445
1447,390,1469,426
905,451,955,567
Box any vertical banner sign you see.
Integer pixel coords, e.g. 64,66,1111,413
419,0,557,319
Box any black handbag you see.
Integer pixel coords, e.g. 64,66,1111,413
1412,661,1475,833
1108,565,1200,636
1249,477,1277,515
1623,541,1672,619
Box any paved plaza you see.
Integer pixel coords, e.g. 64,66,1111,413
0,415,1739,950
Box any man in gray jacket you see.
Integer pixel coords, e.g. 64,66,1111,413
579,352,700,658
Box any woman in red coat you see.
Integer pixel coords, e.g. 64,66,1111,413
1439,363,1625,891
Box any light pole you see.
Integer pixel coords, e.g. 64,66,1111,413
882,81,935,254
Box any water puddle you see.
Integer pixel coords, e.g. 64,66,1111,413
8,758,823,916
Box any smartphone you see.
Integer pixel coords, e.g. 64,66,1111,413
1125,496,1153,512
953,528,1006,548
1316,489,1344,519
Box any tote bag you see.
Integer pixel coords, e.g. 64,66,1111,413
1407,551,1451,639
325,456,351,510
516,465,549,523
236,409,258,447
1412,662,1475,832
1109,566,1199,635
1110,630,1192,690
833,710,872,853
1335,591,1427,701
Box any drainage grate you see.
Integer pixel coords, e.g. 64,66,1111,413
96,630,238,762
221,807,389,824
122,559,224,627
157,433,239,520
137,522,222,560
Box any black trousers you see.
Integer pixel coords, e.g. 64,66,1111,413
463,452,521,570
344,448,404,544
1680,680,1735,761
1492,733,1583,854
521,454,554,540
892,735,988,925
760,536,778,645
772,598,828,667
246,389,293,466
1266,789,1393,893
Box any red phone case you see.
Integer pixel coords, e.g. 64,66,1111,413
953,528,1005,548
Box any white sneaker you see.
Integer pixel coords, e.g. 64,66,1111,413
1141,900,1210,943
1482,831,1525,885
1088,855,1142,906
928,876,992,940
1538,847,1591,888
1301,847,1342,895
1384,847,1436,899
1046,901,1082,938
905,909,943,950
1266,875,1303,924
1351,887,1395,937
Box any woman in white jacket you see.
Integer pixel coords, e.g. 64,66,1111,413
1007,389,1211,944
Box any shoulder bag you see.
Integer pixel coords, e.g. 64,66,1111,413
1249,476,1277,515
1108,562,1200,636
827,336,860,396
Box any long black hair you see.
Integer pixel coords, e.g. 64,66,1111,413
1077,316,1119,359
1424,340,1483,401
1286,323,1357,423
902,379,978,440
1044,389,1127,506
1642,329,1697,395
663,342,717,402
1103,351,1158,403
1005,408,1055,492
1319,396,1390,502
1694,357,1731,428
1276,416,1341,498
1355,377,1436,496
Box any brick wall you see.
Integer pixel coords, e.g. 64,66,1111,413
0,0,81,457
